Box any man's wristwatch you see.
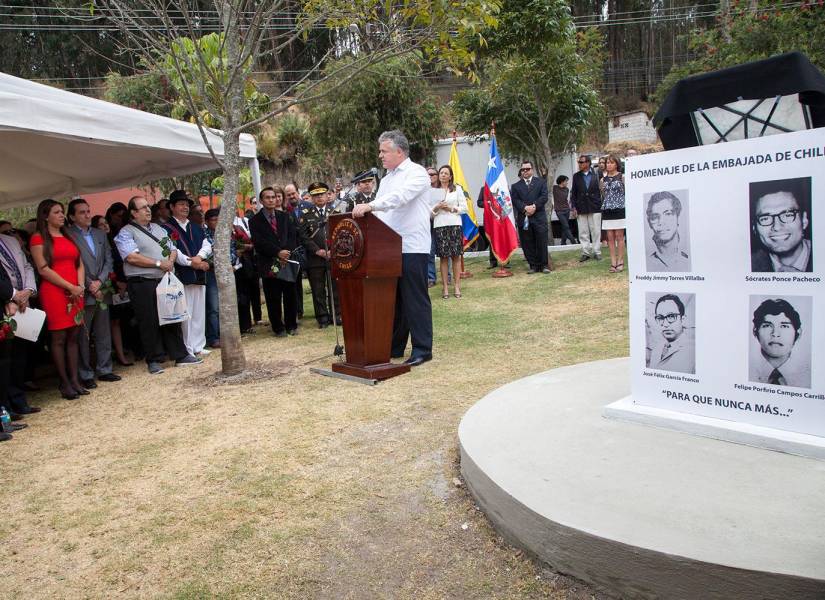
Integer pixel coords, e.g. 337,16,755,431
155,260,161,268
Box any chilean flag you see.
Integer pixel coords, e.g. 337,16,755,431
483,135,519,263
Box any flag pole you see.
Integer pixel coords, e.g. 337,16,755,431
489,122,513,278
453,129,473,281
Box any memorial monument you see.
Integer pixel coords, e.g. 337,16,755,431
458,53,825,599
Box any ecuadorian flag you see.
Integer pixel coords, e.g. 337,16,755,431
448,139,480,249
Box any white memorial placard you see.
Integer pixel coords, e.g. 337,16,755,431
10,307,46,342
626,128,824,438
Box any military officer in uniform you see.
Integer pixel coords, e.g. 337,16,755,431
339,169,378,213
298,182,340,328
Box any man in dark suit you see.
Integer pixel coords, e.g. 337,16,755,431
0,230,41,417
250,186,299,337
1,263,25,440
510,160,550,273
68,199,121,389
569,154,603,261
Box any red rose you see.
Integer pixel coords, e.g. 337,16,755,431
109,272,118,282
169,230,180,241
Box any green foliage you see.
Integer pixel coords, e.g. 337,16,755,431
452,0,602,173
0,206,36,227
305,0,500,77
653,1,825,108
159,33,270,128
0,0,131,84
103,71,175,117
257,113,315,169
211,167,261,206
481,0,573,55
302,54,444,172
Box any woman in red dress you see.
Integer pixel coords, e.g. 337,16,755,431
30,199,87,400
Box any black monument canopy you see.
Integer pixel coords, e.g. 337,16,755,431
654,52,825,150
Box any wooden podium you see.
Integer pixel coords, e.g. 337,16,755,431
327,213,410,381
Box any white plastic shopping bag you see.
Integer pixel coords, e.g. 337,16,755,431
156,272,189,325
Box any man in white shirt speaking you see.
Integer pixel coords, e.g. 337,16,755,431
352,130,433,366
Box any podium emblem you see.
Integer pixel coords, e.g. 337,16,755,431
330,218,364,272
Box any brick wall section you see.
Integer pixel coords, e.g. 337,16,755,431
608,111,658,144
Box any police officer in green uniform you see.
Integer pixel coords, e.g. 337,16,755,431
298,182,340,328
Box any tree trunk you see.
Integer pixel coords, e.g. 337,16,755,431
213,0,247,376
215,130,247,376
543,142,562,185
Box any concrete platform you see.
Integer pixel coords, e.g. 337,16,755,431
605,395,825,460
458,358,825,599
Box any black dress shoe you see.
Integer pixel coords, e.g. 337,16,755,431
404,354,433,367
81,379,98,389
59,387,79,400
17,406,41,414
0,432,11,441
98,373,122,382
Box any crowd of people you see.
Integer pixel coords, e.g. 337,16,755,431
0,166,391,440
476,151,630,274
0,131,632,441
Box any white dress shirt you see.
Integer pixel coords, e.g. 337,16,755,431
370,157,432,254
749,347,811,388
770,238,812,272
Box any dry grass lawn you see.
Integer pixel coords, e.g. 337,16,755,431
1,250,628,599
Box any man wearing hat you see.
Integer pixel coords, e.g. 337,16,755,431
163,190,212,357
341,169,377,213
298,183,340,328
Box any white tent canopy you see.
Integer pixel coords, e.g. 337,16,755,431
0,72,260,208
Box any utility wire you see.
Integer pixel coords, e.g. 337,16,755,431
0,1,811,30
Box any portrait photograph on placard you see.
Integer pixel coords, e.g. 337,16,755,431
748,295,812,389
643,189,692,272
749,176,813,273
645,292,696,374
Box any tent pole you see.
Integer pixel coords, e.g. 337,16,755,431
249,158,262,211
